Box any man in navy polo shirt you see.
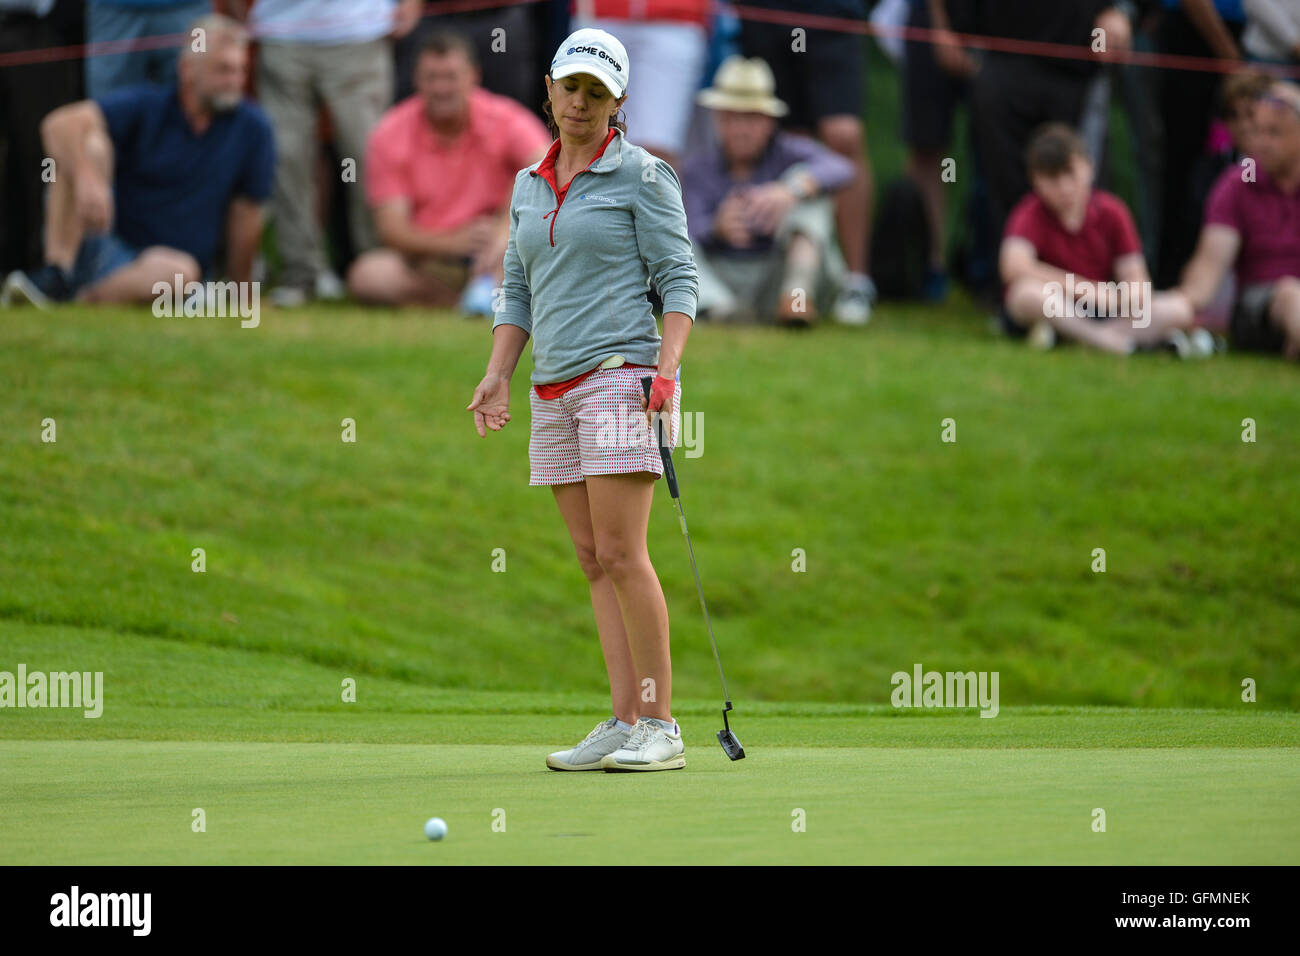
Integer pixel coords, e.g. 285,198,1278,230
1,14,274,308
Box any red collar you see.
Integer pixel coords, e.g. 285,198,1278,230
535,126,617,194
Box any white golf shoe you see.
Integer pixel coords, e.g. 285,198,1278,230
601,718,685,772
546,716,631,771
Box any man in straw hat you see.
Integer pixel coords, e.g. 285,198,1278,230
681,55,855,326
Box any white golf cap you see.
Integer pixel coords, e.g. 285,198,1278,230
550,28,629,98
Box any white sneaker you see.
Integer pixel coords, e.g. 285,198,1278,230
831,277,876,326
546,716,631,771
268,285,308,308
315,269,345,301
1164,328,1193,359
601,717,685,772
1188,327,1215,358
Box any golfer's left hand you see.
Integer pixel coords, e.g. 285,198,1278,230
643,373,675,429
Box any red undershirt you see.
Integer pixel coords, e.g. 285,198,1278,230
532,128,657,400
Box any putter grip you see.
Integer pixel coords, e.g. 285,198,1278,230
640,376,679,498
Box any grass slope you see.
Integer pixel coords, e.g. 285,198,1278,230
2,305,1297,707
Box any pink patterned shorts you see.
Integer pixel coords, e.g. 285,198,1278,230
529,365,682,486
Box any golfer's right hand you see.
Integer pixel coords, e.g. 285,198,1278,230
467,373,511,437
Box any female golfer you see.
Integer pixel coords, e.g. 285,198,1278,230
466,28,699,772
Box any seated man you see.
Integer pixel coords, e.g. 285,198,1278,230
1,14,274,308
348,30,550,313
681,56,855,327
1000,123,1200,355
1178,81,1300,359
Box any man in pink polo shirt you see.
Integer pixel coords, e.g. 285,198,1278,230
347,30,550,311
1179,81,1300,359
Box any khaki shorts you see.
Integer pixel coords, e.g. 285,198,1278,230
413,254,472,292
694,195,846,320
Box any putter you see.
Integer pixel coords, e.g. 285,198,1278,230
641,376,745,761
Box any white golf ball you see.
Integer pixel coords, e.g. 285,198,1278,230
424,817,447,841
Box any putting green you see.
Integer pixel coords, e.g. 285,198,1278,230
4,709,1297,865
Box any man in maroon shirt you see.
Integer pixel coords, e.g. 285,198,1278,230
1178,82,1300,359
1000,124,1199,355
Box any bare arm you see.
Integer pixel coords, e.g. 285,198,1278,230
485,322,529,381
373,199,457,258
1113,252,1149,286
1000,237,1076,286
656,312,692,380
41,100,114,231
929,0,978,77
224,198,264,284
1182,0,1243,59
467,322,528,437
1178,224,1240,310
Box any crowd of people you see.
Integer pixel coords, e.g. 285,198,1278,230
2,0,1299,359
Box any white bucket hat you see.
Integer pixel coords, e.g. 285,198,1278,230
696,56,788,117
550,27,629,98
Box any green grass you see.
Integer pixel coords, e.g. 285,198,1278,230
1,302,1297,864
3,627,1297,864
2,304,1297,707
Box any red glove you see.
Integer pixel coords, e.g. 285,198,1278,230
645,374,675,414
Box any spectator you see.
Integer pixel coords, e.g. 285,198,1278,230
1154,0,1246,287
1190,69,1270,209
234,0,421,306
348,31,550,310
902,0,981,301
570,0,711,173
999,124,1199,355
85,0,212,97
1106,1,1165,272
961,0,1133,245
2,14,273,308
739,0,878,324
1242,0,1300,61
0,0,83,275
1177,82,1300,358
682,56,855,326
392,0,541,107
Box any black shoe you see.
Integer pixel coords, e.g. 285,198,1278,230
1,265,75,308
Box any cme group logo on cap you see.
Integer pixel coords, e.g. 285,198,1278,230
565,44,624,74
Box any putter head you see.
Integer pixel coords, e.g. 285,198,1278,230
718,703,745,760
717,728,745,761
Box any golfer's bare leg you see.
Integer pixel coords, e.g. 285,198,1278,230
551,481,640,725
585,472,672,723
